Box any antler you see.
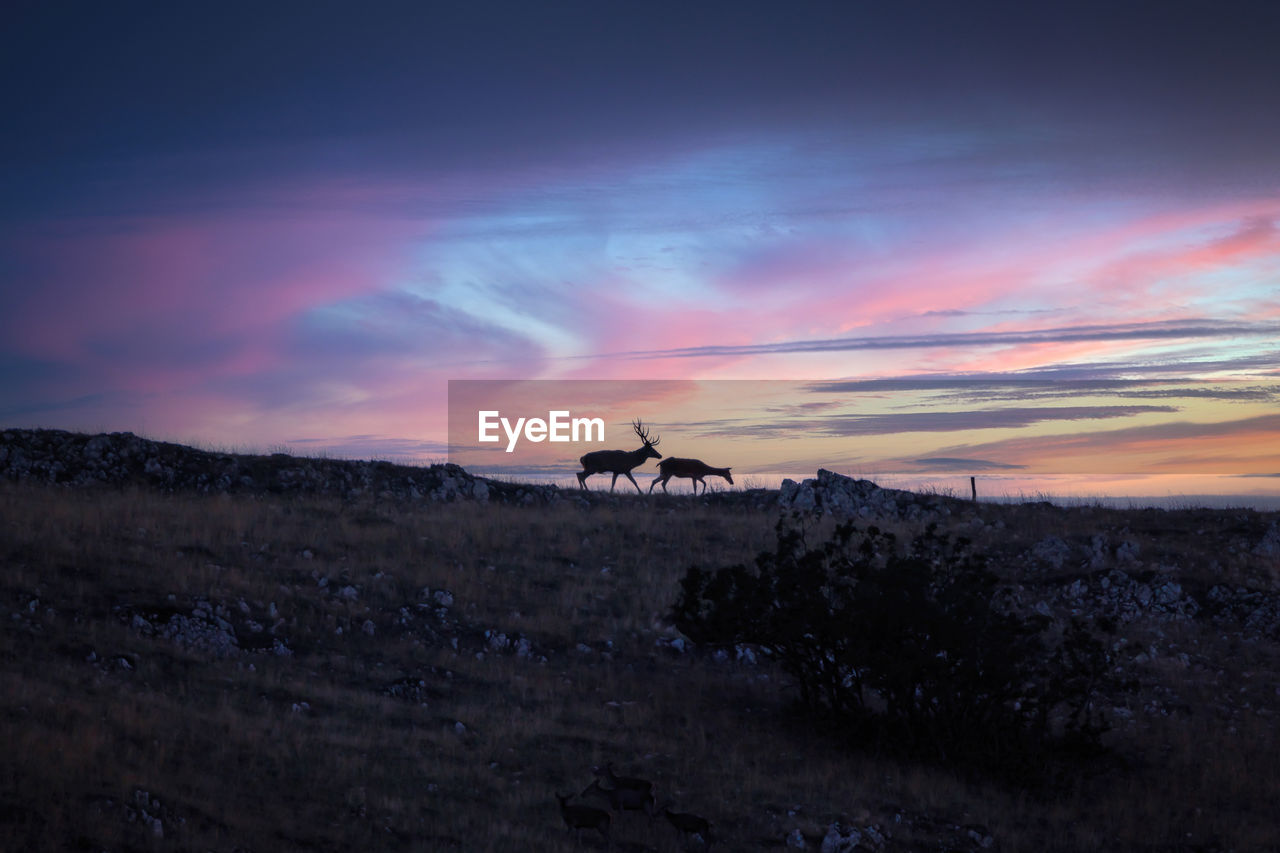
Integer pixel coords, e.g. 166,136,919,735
632,418,659,447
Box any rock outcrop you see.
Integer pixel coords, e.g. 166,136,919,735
778,468,953,521
0,428,558,505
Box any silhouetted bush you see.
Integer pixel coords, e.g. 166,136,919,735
673,520,1118,776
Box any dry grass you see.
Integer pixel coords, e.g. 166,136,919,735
1,481,1278,851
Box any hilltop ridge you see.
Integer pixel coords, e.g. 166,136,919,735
0,428,955,517
0,428,542,504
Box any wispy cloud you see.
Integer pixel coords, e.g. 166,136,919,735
594,319,1280,361
910,457,1027,471
927,413,1280,474
687,405,1178,438
802,362,1280,406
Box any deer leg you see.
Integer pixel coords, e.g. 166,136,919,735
610,472,619,491
623,471,641,493
577,471,589,490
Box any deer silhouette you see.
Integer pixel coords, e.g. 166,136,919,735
577,420,661,492
648,457,733,495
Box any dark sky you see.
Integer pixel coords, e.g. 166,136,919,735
6,1,1280,196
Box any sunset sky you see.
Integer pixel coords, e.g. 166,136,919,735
3,2,1278,499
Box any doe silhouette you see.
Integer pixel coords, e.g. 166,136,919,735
649,457,733,495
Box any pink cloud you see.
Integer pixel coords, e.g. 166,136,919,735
664,199,1280,379
1,193,431,404
9,214,415,354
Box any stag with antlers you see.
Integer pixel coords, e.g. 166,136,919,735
576,419,661,492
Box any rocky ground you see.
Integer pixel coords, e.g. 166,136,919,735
0,428,542,505
2,429,1279,851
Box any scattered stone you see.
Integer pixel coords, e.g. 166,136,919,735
779,469,948,521
821,823,863,852
1040,569,1199,625
158,611,239,658
1206,585,1280,640
1256,521,1280,557
1031,536,1073,570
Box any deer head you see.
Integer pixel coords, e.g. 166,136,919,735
633,419,661,460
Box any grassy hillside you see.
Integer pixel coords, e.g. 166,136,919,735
2,459,1279,850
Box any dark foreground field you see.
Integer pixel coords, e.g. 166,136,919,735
2,471,1280,851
